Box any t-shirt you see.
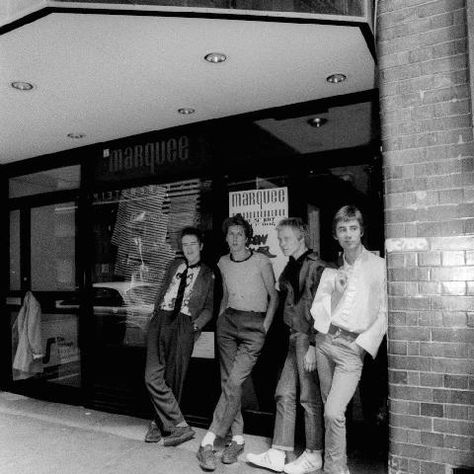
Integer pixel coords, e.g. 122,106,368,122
218,251,273,313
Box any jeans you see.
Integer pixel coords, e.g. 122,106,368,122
272,332,323,452
316,332,364,474
144,310,194,432
209,308,266,438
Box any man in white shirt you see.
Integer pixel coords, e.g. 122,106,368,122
310,205,387,474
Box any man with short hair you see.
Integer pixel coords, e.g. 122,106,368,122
197,214,278,471
247,217,329,474
144,226,215,447
310,205,387,474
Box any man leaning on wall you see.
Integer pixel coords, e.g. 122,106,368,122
144,226,215,448
310,205,387,474
247,217,331,474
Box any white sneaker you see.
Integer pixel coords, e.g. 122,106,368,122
284,450,323,474
247,449,286,472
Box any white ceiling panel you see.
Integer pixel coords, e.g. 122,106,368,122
0,9,375,162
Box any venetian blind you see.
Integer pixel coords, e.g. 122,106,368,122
108,179,201,303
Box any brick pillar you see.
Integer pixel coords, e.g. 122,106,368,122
377,1,474,473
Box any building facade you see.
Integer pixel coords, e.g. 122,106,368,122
1,1,474,473
378,1,474,472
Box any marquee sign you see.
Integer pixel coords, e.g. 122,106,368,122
94,132,209,182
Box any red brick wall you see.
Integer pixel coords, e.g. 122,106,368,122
377,1,474,473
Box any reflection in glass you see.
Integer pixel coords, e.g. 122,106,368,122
10,210,21,290
91,180,201,348
9,165,80,198
11,306,81,388
31,203,76,291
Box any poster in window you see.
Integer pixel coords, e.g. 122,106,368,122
229,187,288,280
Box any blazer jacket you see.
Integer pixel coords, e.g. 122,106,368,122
152,258,215,330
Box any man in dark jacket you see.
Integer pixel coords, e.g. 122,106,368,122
247,218,328,474
144,226,215,447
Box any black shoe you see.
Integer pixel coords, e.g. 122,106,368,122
197,444,217,471
222,440,245,464
163,425,195,447
144,421,162,443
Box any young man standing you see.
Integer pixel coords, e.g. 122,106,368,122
144,227,215,447
247,218,328,474
197,214,278,471
310,205,387,474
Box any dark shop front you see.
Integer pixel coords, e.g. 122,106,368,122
2,96,386,443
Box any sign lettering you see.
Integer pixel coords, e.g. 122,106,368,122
106,136,189,175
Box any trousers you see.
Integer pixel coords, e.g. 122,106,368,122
209,308,266,438
272,332,323,452
316,331,364,474
144,310,194,432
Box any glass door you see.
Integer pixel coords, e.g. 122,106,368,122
9,201,81,397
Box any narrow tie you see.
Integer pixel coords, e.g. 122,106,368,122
171,267,188,319
171,261,200,318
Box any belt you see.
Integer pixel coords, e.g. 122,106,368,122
226,307,265,316
327,323,359,341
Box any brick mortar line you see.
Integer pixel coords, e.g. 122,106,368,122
377,13,467,42
379,87,471,101
382,141,474,151
378,36,468,61
381,113,473,127
379,67,469,86
384,153,474,162
382,120,473,132
381,110,473,120
379,54,468,77
384,196,469,205
381,98,471,107
377,7,466,31
384,159,471,167
379,85,470,99
382,216,473,222
380,102,471,112
389,427,474,435
389,369,473,375
384,186,474,192
378,0,459,16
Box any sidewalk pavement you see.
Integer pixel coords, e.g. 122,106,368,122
0,391,386,474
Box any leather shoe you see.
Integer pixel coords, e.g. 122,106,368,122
144,421,161,443
197,444,217,471
222,441,244,464
163,425,195,447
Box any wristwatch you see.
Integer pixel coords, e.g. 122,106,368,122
192,322,200,332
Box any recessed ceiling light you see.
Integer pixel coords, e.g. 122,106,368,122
67,133,85,139
11,81,34,91
178,108,195,115
204,52,227,63
307,117,328,128
326,73,347,84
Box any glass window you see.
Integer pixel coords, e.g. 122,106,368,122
9,165,80,198
10,210,21,290
91,181,202,348
31,202,76,291
11,309,81,388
